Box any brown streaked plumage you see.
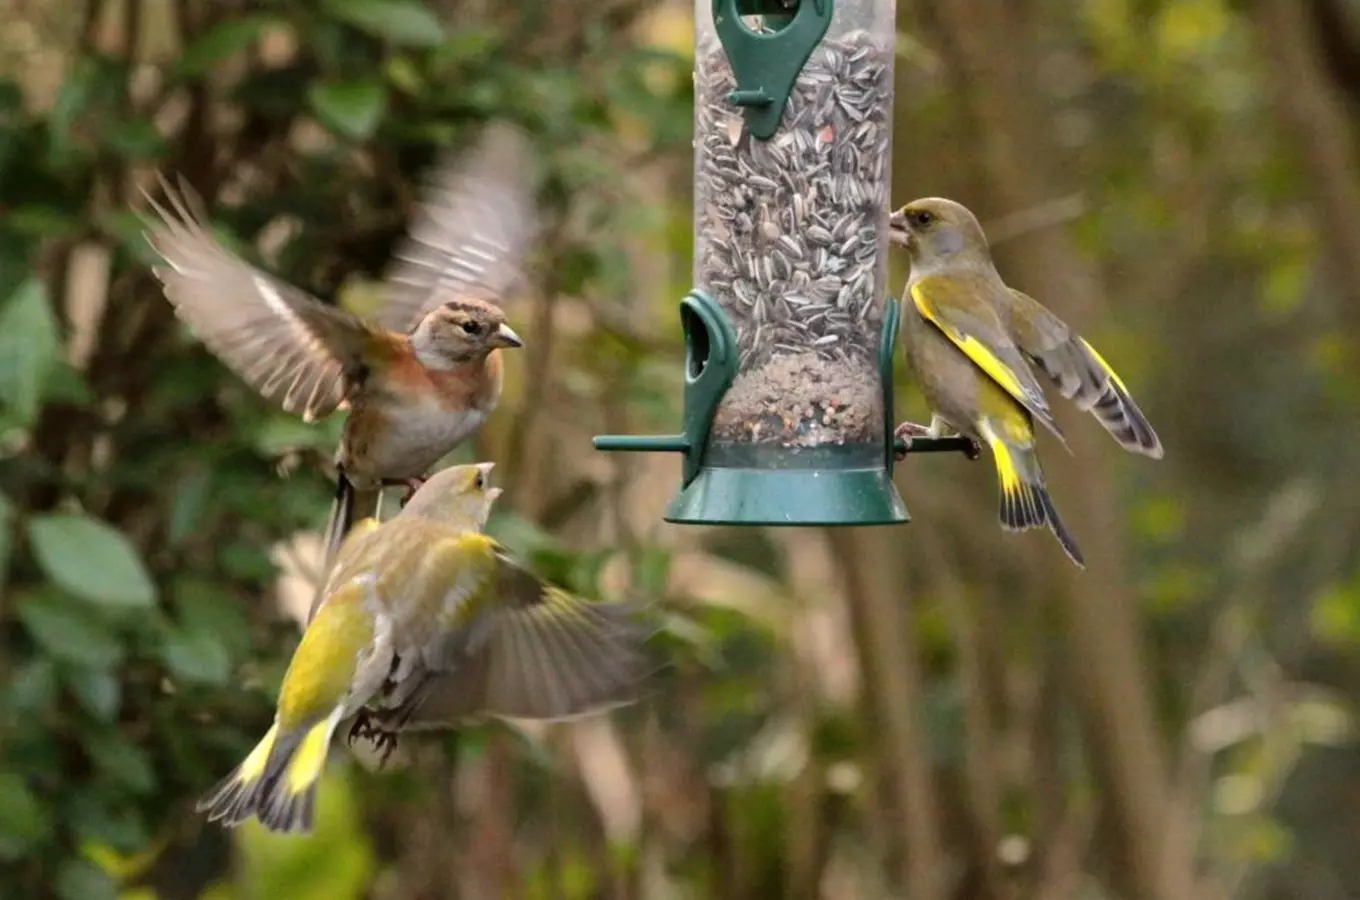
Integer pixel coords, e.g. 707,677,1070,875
141,123,537,585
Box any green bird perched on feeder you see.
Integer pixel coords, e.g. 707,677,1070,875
888,197,1162,567
196,462,657,835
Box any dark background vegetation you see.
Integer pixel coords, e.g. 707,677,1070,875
3,0,1360,897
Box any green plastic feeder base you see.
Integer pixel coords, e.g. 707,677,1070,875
664,444,908,526
593,290,981,527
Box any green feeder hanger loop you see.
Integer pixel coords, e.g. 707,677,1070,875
715,0,834,141
593,0,975,526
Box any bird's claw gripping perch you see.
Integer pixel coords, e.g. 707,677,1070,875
892,421,931,461
892,421,981,461
347,710,400,765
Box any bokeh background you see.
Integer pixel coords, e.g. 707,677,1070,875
3,0,1359,898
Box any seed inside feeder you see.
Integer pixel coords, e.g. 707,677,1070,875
695,28,892,449
711,351,880,446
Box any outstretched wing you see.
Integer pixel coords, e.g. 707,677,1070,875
909,274,1066,443
142,175,374,421
376,122,539,334
401,550,657,727
1003,288,1162,458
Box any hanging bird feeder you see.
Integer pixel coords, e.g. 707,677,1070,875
594,0,972,525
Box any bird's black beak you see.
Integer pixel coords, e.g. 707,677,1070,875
888,209,912,247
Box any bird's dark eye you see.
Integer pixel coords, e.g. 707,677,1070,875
460,320,480,335
910,210,935,228
474,470,486,489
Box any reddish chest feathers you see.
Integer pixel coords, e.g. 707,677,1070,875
342,336,505,478
381,346,504,414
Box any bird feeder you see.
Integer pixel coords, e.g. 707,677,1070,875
594,0,971,525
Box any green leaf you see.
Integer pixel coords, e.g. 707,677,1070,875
1312,578,1360,645
48,56,98,163
28,513,157,609
173,577,252,661
0,772,51,861
5,204,81,240
40,360,93,407
86,734,156,794
104,116,166,160
15,592,125,669
64,667,122,721
159,627,230,686
167,469,213,547
323,0,447,47
253,412,344,456
4,657,58,716
309,78,388,141
179,15,278,76
65,794,148,856
430,25,501,67
633,545,672,599
0,77,21,114
55,858,118,900
97,209,164,267
0,278,61,427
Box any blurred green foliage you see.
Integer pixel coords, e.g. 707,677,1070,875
0,1,713,896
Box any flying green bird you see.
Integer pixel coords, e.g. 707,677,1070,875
197,462,655,834
889,197,1162,567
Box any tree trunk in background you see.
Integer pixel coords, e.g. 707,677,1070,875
828,527,948,900
920,2,1207,898
1255,0,1360,356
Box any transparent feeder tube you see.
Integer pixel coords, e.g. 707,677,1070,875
693,0,895,450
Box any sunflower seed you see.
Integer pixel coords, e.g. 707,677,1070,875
695,28,892,448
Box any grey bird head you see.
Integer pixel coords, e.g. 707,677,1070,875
888,197,992,275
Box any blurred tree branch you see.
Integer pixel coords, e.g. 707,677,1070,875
1257,0,1360,359
828,527,948,900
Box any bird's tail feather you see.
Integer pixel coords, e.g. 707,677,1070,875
986,430,1085,568
321,476,354,569
195,710,342,834
1077,339,1162,459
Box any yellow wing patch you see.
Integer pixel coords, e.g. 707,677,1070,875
911,282,1031,408
1080,338,1131,392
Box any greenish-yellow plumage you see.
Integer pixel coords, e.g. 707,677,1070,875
197,462,656,834
890,197,1163,567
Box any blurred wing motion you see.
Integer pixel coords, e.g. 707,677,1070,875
909,275,1067,445
377,122,539,334
398,551,656,728
1003,289,1162,458
142,175,374,422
